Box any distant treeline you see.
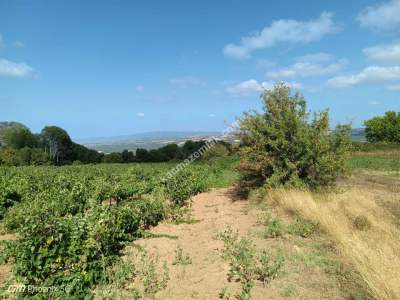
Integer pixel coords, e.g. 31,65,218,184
0,122,232,166
104,140,232,163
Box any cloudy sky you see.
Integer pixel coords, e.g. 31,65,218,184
1,0,399,138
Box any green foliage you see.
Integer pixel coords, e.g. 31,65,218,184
3,126,38,149
0,123,103,166
164,167,208,207
256,250,285,286
0,121,235,166
98,249,170,299
172,245,192,265
0,122,28,144
219,286,232,299
364,111,400,143
140,253,170,297
288,217,317,238
351,141,400,152
349,155,400,172
178,140,207,159
218,228,284,299
202,142,230,160
0,159,233,298
237,83,351,193
264,218,285,239
41,126,74,164
0,146,49,166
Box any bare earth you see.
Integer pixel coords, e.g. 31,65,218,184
121,188,347,300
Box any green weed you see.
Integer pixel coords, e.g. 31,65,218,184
173,245,192,266
218,228,284,299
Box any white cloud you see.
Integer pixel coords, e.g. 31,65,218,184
227,79,301,95
136,112,145,117
295,52,334,63
226,79,269,94
357,0,400,30
387,84,400,91
169,76,203,88
363,42,400,63
208,113,216,118
369,101,380,105
267,54,347,79
135,85,144,92
287,82,302,90
256,59,277,69
0,58,36,78
327,66,400,87
14,41,24,48
223,12,340,59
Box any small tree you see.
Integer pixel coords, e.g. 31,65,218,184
364,111,400,143
237,83,351,192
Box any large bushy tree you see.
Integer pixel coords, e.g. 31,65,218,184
237,83,351,192
41,126,74,164
364,111,400,143
3,127,38,149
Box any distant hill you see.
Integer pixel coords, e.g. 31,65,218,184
75,129,367,153
351,128,366,141
75,131,222,153
1,124,366,153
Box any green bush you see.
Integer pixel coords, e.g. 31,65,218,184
218,228,284,299
364,111,400,143
164,167,208,207
237,83,351,192
288,217,317,238
6,199,165,298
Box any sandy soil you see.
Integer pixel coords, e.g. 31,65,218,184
0,234,15,294
120,188,347,300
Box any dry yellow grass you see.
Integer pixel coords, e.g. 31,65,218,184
268,187,400,300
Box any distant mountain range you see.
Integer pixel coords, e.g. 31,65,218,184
75,129,366,153
351,128,366,141
0,123,367,153
75,131,222,153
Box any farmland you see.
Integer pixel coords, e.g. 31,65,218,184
0,148,399,299
3,0,400,298
0,158,238,298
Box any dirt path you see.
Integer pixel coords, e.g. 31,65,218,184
0,234,15,291
122,188,347,300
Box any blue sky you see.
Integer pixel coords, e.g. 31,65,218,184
0,0,399,139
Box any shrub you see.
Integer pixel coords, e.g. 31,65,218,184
164,167,208,207
237,83,351,193
353,215,371,231
364,111,400,143
202,143,230,160
288,217,317,238
172,245,192,265
264,218,285,239
218,228,284,299
5,199,165,298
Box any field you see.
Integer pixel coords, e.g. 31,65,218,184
0,158,238,298
0,148,399,299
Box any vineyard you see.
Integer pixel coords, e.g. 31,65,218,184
0,158,237,298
